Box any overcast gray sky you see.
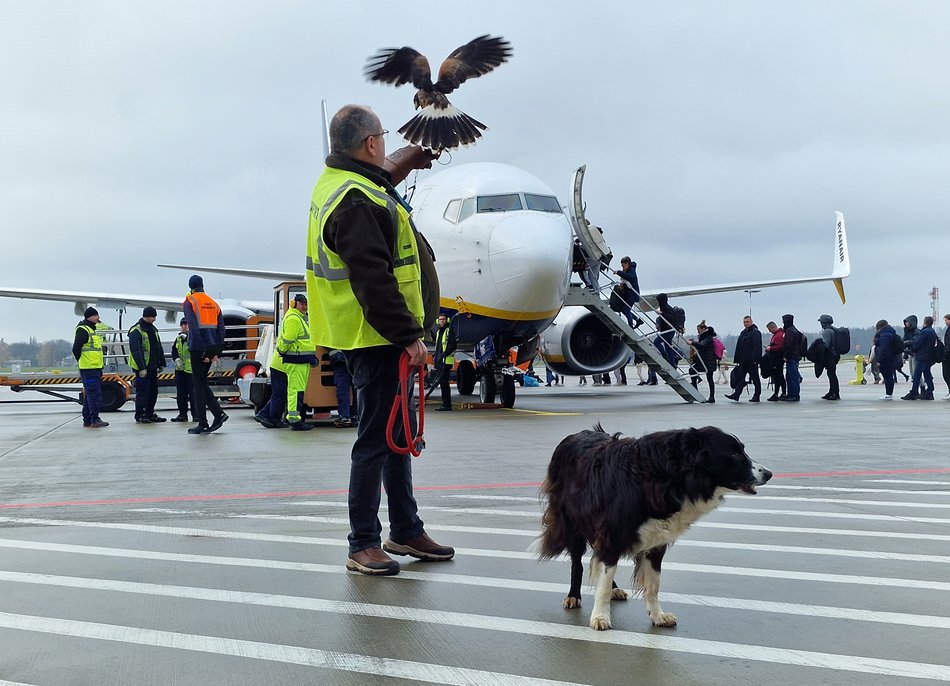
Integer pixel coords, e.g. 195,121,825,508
2,0,948,345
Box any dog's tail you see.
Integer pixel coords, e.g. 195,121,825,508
535,433,583,559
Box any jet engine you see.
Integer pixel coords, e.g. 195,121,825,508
539,307,631,376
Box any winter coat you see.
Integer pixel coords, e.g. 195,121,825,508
909,325,937,362
129,318,166,371
781,314,803,361
733,325,763,366
689,327,718,371
819,314,840,364
615,265,640,303
874,325,901,367
903,315,920,347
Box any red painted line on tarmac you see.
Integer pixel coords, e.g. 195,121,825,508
4,469,950,511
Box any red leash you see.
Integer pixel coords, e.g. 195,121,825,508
387,351,426,456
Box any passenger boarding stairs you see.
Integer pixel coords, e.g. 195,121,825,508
564,283,705,403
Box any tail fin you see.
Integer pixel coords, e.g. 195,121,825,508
321,99,331,160
831,211,850,304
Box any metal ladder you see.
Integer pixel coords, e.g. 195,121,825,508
564,284,705,403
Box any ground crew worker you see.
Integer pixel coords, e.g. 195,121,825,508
170,318,195,422
276,293,317,431
183,275,228,434
72,306,109,428
432,313,457,411
128,306,167,423
307,104,452,576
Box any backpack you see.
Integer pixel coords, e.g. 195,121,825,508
799,334,808,360
932,338,946,366
668,306,686,332
712,337,725,360
833,326,851,355
889,333,905,358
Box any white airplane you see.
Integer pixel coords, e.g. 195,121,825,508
0,162,850,407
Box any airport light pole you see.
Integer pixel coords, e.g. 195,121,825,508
744,289,761,318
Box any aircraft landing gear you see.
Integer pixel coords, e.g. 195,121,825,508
479,373,496,403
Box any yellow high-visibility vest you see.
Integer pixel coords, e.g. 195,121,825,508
306,166,423,349
76,323,103,370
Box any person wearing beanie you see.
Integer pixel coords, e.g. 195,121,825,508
780,314,804,401
128,306,167,423
169,317,195,422
183,275,228,434
72,306,109,428
818,314,841,400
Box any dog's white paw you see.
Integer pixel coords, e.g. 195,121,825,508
590,614,611,631
611,588,630,601
650,612,678,627
563,596,582,609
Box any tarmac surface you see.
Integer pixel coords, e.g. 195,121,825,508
0,369,949,686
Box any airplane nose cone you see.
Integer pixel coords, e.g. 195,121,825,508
487,213,572,316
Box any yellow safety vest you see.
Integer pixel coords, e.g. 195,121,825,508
306,166,424,349
174,333,192,374
128,323,151,371
436,326,454,365
270,307,311,371
76,323,103,370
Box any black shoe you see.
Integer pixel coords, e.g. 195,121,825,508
725,393,740,402
922,391,935,400
290,421,313,431
135,417,153,424
89,420,109,428
187,426,208,435
207,413,229,433
435,405,452,411
170,415,189,423
148,415,167,423
901,393,918,400
749,396,760,402
827,394,840,401
254,413,275,428
702,398,715,404
333,417,354,428
766,395,779,401
779,396,800,402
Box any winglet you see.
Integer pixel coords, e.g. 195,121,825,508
831,211,849,304
321,99,331,160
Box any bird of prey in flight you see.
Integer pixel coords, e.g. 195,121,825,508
364,35,513,151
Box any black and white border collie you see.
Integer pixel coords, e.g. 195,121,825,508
536,424,772,631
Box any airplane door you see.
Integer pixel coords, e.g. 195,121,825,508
567,165,611,262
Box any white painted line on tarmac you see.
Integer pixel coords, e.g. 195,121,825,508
731,495,950,510
1,593,949,681
129,507,950,544
6,515,950,566
718,507,950,525
0,680,37,686
3,534,950,593
0,611,584,686
3,568,950,631
761,485,950,495
439,495,539,502
869,480,950,486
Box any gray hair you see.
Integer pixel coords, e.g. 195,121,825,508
329,105,379,154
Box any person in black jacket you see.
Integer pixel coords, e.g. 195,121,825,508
818,314,841,401
780,314,803,401
943,314,950,397
128,306,167,423
431,313,457,411
687,320,718,403
726,315,763,402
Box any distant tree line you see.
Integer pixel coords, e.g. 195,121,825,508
0,337,74,367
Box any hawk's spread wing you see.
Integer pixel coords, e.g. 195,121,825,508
364,46,433,90
434,35,512,94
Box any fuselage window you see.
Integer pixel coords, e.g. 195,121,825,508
458,197,475,222
524,194,562,213
443,199,462,223
477,194,523,213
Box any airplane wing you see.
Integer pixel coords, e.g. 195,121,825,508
157,264,304,281
640,211,850,304
0,287,272,320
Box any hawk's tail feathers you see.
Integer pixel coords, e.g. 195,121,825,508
398,103,487,152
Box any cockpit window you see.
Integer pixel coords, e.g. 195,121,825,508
524,194,562,213
443,199,461,223
477,194,523,213
459,197,475,222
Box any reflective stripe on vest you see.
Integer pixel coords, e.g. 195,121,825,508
186,291,221,328
128,324,151,371
306,166,423,349
76,324,104,370
174,334,192,374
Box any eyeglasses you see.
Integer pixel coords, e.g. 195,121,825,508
363,129,388,143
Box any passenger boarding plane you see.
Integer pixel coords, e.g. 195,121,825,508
0,161,850,408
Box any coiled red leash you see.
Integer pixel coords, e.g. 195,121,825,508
387,351,426,456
